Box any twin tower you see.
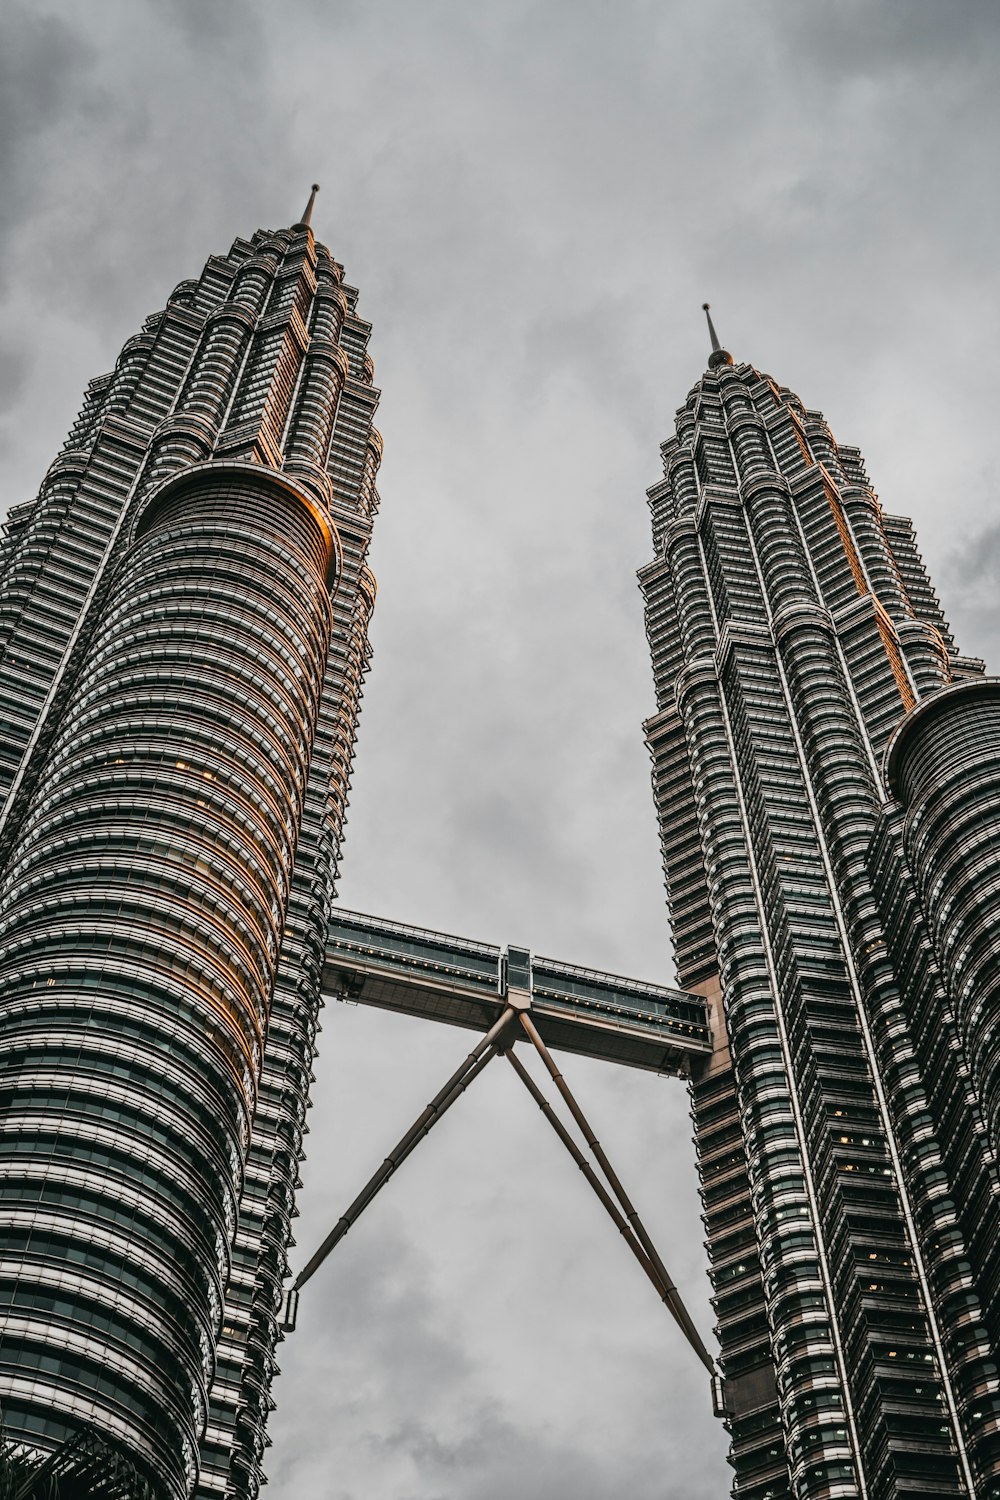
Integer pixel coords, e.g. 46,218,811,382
0,210,999,1500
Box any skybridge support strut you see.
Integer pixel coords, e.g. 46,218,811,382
503,1046,675,1313
503,1050,677,1308
290,1003,517,1299
514,1009,717,1375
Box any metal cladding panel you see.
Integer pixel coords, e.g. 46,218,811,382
322,964,504,1034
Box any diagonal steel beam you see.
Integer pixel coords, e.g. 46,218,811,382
516,1009,716,1373
293,1004,517,1291
503,1046,674,1304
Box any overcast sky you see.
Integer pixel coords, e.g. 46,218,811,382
3,3,1000,1497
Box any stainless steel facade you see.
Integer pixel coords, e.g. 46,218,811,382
0,212,381,1499
642,337,1000,1499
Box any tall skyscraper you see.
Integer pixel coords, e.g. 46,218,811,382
642,311,1000,1499
0,196,382,1500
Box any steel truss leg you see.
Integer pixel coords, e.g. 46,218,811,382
515,1010,716,1374
503,1046,671,1303
293,1004,517,1291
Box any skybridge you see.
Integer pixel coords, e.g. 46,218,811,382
320,907,713,1075
295,907,724,1408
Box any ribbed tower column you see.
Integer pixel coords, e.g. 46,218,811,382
886,678,1000,1162
0,464,337,1499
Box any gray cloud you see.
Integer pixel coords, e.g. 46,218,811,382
0,6,99,455
0,7,96,242
775,0,1000,73
942,501,1000,666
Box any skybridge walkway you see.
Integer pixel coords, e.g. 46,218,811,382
321,907,712,1075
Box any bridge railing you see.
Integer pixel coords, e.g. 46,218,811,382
326,908,502,992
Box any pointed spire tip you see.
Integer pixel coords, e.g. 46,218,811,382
300,183,320,229
702,301,734,370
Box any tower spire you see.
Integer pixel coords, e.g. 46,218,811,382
702,302,734,369
300,183,320,229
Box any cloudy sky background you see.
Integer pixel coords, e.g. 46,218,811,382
2,3,1000,1496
